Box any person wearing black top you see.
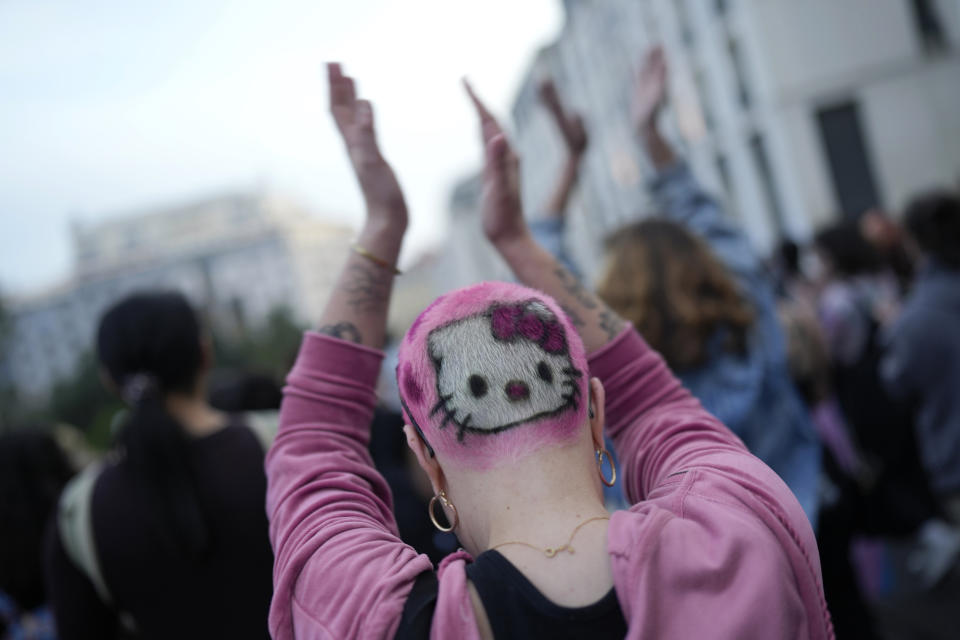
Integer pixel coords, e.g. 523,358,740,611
45,291,274,639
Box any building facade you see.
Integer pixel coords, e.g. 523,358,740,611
445,0,960,286
2,192,352,399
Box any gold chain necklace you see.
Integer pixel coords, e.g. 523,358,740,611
489,515,610,558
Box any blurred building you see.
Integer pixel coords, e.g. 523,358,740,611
1,192,351,399
447,0,960,285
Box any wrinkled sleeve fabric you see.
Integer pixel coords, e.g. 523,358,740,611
589,327,757,503
591,328,832,638
265,333,432,640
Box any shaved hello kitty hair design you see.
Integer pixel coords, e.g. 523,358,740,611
396,282,589,468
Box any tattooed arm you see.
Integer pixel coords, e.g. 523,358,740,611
464,81,624,353
265,65,427,640
316,63,406,349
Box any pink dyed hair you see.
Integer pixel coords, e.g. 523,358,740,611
396,281,589,469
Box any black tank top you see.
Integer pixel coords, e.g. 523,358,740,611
395,550,627,639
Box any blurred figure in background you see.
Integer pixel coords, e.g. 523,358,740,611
536,47,820,523
0,429,74,640
814,222,901,369
812,222,939,537
860,208,915,293
208,371,283,413
45,291,274,639
882,191,960,523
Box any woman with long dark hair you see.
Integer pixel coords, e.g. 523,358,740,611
45,291,273,639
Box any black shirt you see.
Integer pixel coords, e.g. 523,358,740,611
46,422,274,640
397,550,627,639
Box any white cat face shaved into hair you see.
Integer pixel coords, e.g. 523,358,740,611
427,299,582,442
397,283,589,469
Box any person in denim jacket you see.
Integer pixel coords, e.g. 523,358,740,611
530,47,821,525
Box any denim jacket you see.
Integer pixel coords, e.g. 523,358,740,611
532,162,821,525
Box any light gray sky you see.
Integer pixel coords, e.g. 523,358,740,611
0,0,563,296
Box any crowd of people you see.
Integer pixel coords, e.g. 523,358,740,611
2,46,959,639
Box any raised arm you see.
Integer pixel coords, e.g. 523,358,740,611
528,78,589,276
317,63,407,349
464,80,623,352
538,78,588,219
633,47,762,288
265,64,429,640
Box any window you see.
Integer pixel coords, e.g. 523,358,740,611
816,101,881,219
909,0,947,52
749,132,786,234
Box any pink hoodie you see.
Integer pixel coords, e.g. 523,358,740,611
266,326,833,639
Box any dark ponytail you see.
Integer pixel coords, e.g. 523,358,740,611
97,292,210,560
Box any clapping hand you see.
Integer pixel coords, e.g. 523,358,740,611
538,78,588,157
463,79,529,249
631,45,668,135
328,63,407,230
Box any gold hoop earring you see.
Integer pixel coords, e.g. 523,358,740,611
596,448,617,487
428,490,459,533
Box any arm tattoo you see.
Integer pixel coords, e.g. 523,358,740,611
554,266,597,309
598,308,625,341
342,262,391,314
560,304,586,328
318,322,362,344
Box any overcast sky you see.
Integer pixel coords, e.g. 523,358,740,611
0,0,563,296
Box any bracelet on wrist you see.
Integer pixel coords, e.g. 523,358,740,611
351,243,402,275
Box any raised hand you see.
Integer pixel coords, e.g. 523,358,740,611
463,79,529,248
464,81,625,351
315,63,407,349
538,78,588,157
328,63,407,228
631,46,668,135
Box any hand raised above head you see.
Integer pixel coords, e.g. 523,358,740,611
538,78,588,157
327,63,407,229
631,45,668,135
463,79,528,249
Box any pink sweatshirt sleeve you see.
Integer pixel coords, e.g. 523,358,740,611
589,327,755,503
265,332,432,640
591,328,832,638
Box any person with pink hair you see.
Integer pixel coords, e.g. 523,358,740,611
264,64,831,639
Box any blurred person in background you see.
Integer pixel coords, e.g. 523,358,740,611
859,208,915,293
811,222,939,536
44,291,274,639
535,46,821,525
0,429,74,640
814,221,901,368
882,191,960,524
